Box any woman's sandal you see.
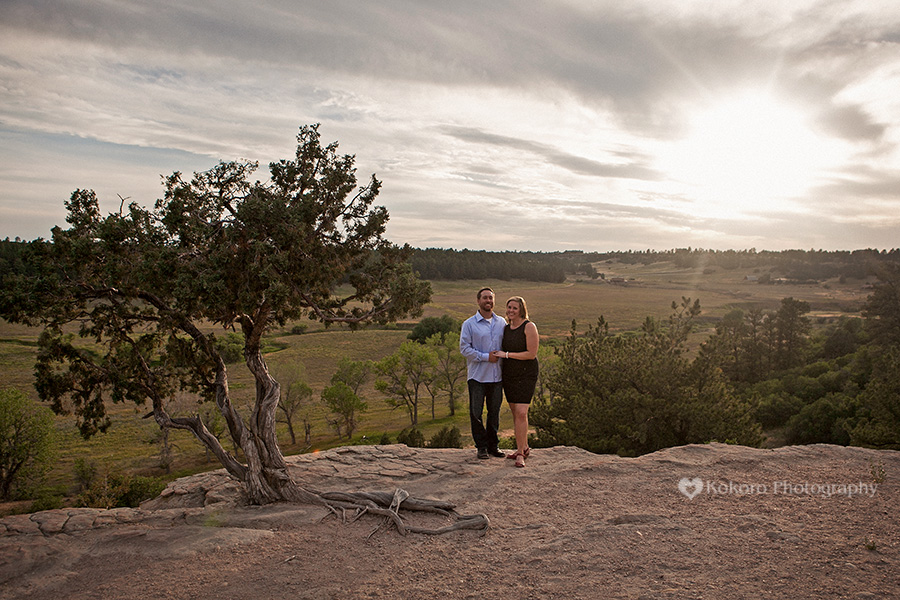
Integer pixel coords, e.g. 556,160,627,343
506,447,532,459
515,454,526,468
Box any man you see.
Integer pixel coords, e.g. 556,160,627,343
460,287,506,459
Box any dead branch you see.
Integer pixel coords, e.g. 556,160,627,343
315,488,490,537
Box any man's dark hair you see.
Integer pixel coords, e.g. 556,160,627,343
477,287,494,299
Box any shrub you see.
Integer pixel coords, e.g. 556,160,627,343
428,425,462,448
119,475,167,507
408,315,460,344
29,489,64,512
397,427,424,448
497,436,516,450
73,457,98,492
77,470,166,509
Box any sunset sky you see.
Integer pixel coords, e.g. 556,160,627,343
1,0,898,252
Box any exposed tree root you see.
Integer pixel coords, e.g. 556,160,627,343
314,488,490,537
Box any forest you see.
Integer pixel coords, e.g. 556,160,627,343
412,246,900,283
5,238,899,285
530,280,900,456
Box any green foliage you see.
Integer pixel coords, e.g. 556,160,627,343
378,432,392,445
331,356,371,395
821,318,866,359
784,393,857,445
73,457,99,491
76,468,166,509
425,331,467,416
323,357,371,439
29,489,65,512
0,124,431,504
850,347,900,449
0,388,56,499
321,380,367,439
428,425,462,448
289,324,308,335
410,248,568,282
213,332,287,363
396,427,424,448
374,340,437,426
863,261,900,348
753,392,805,429
214,332,245,364
699,299,812,383
272,362,313,446
701,263,900,447
408,315,460,344
740,347,872,433
533,300,762,456
771,297,812,370
589,247,899,280
497,435,517,450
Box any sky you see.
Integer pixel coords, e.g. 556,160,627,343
1,0,899,252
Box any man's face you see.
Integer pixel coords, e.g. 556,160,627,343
478,290,494,313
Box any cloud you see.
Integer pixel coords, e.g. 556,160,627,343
442,126,663,181
0,0,898,250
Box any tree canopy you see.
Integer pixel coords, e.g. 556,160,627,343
0,124,434,508
532,299,763,456
0,388,56,500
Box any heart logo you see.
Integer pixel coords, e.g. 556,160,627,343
678,477,703,499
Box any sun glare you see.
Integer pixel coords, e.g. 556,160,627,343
658,91,841,218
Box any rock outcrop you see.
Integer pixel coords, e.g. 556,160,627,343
2,443,898,600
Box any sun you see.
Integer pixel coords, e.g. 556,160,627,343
657,91,840,218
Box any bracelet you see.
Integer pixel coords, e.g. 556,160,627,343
506,351,509,359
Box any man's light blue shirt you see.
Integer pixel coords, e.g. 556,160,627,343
460,311,506,383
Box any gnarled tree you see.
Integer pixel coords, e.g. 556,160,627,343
0,126,484,532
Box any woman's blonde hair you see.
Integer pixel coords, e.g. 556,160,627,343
506,296,528,319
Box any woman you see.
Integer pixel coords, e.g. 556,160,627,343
492,296,539,468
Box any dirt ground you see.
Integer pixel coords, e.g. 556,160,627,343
2,443,898,600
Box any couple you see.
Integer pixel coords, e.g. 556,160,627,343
459,287,539,468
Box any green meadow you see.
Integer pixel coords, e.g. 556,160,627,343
0,259,874,501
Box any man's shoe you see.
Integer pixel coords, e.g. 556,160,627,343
477,448,490,460
488,448,506,458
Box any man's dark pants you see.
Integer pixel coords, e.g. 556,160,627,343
468,379,503,451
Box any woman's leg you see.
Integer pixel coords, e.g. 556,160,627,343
510,402,530,456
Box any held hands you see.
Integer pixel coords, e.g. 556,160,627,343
490,350,507,361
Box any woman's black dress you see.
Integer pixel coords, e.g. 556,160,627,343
501,320,539,404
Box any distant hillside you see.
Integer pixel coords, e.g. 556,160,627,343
410,246,900,283
5,239,898,284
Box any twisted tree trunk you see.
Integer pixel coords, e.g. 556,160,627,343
154,310,489,534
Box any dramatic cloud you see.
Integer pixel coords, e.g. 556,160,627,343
1,0,898,251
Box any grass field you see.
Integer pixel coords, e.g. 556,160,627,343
419,260,871,337
0,259,875,502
